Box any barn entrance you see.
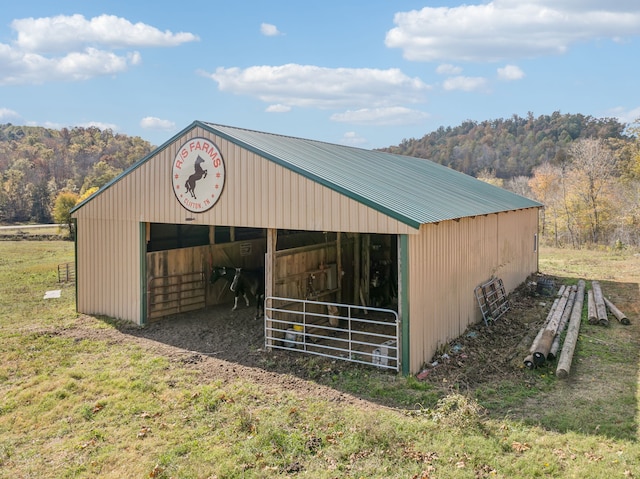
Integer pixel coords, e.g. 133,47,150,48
144,225,400,370
145,224,267,322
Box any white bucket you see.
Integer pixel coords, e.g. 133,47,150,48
283,329,302,348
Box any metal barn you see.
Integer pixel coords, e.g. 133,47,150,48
71,121,542,374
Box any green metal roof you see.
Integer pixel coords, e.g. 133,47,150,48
200,121,542,229
72,120,542,227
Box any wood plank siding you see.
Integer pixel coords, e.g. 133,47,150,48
406,208,539,372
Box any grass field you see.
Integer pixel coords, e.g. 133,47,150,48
0,241,639,478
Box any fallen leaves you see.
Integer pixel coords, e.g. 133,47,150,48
148,464,163,478
511,441,531,453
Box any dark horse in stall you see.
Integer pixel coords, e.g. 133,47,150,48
231,268,265,319
209,266,265,319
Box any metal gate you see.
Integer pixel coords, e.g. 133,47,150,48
265,296,400,371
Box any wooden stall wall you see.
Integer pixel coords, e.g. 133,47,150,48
146,237,266,321
274,242,339,301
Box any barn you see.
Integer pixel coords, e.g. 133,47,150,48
71,120,542,374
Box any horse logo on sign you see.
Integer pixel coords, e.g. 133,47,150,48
172,137,225,213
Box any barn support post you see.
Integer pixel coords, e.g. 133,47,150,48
73,218,78,314
362,234,371,307
336,232,342,302
139,222,148,326
354,233,360,307
265,228,277,349
399,234,410,375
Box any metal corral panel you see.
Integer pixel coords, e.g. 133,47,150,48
75,217,141,322
407,208,539,373
73,126,416,235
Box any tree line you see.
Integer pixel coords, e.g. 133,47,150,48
0,124,153,225
381,111,627,178
1,114,638,248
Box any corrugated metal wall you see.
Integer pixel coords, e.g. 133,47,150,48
75,218,141,322
74,127,416,324
407,208,539,372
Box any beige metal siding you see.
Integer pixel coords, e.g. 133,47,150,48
76,217,141,322
73,126,416,323
407,209,539,373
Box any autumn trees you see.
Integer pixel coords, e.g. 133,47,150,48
384,111,626,178
388,111,638,249
529,136,639,248
0,124,152,226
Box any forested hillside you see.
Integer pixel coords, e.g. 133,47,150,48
1,114,639,248
0,124,153,224
382,112,640,248
381,111,628,178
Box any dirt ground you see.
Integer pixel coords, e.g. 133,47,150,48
59,271,635,410
66,303,380,408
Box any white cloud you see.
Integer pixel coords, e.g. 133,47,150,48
340,131,367,146
207,64,430,109
260,23,282,37
265,104,291,113
25,120,64,129
140,117,176,130
80,121,119,131
24,120,119,131
385,1,640,62
0,14,197,85
0,47,140,85
497,64,525,80
12,14,199,52
442,76,488,92
331,107,429,126
608,106,640,125
436,64,463,75
0,107,19,121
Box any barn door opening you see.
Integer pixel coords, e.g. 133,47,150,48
144,224,268,322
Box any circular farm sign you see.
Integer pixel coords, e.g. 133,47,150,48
171,137,225,213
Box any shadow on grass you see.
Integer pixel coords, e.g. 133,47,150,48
115,302,439,410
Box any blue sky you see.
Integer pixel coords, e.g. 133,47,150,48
1,0,640,149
